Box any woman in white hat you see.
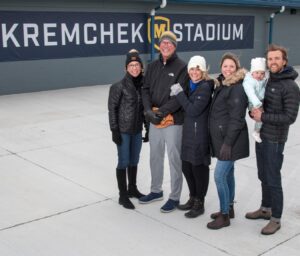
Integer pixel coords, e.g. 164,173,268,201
170,55,214,218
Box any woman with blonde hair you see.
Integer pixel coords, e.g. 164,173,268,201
170,55,214,218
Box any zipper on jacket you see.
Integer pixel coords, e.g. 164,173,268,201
134,89,140,133
219,125,223,138
194,122,197,137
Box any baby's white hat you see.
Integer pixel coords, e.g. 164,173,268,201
250,57,266,73
188,55,207,72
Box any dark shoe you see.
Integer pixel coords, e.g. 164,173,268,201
160,199,179,213
128,186,145,199
245,208,271,220
119,196,135,209
210,205,235,219
139,192,163,204
261,220,281,235
127,166,145,199
207,214,230,230
116,169,135,210
177,197,194,211
184,198,204,218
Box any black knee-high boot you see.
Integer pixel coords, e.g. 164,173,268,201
127,166,145,199
116,169,135,209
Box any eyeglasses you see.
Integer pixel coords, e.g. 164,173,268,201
160,40,174,46
128,63,141,68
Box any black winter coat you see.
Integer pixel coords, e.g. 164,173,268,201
209,69,249,161
142,53,188,124
261,66,300,143
108,73,144,134
175,79,213,166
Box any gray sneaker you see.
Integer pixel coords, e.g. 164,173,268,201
245,208,271,220
261,220,281,235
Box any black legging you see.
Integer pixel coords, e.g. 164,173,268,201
182,160,210,201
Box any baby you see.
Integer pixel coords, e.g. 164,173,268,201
243,57,268,143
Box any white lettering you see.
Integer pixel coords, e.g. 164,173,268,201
23,23,39,47
61,23,80,45
173,23,183,41
206,24,215,41
222,24,231,40
118,23,128,43
194,24,204,41
84,23,97,44
44,23,57,46
217,24,220,40
0,19,246,51
100,23,113,44
2,24,20,47
184,23,194,41
132,23,143,43
233,24,243,40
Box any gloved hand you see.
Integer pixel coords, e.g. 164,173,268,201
112,130,122,145
144,110,163,125
142,130,149,143
170,83,183,96
219,144,232,160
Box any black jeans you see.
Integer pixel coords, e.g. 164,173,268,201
256,138,285,219
182,160,209,201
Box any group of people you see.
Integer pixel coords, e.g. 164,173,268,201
108,31,300,235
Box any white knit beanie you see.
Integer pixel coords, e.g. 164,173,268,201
188,55,207,72
250,57,266,73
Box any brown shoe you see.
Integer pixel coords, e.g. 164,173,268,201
207,214,230,230
245,208,271,220
210,205,235,219
261,220,281,235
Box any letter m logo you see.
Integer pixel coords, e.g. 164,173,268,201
147,16,170,50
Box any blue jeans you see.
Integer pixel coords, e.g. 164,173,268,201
256,138,285,219
117,132,142,169
214,160,235,214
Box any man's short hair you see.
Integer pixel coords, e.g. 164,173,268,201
266,44,288,63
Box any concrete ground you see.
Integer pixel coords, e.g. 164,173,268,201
0,69,299,256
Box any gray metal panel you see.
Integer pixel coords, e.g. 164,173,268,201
168,0,300,8
0,0,299,94
272,13,300,66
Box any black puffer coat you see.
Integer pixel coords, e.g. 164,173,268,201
175,79,214,166
261,66,300,143
209,69,249,161
108,73,144,134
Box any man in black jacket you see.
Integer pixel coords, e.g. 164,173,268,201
246,44,300,235
139,31,187,213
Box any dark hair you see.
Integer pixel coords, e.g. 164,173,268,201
266,44,288,64
220,52,241,70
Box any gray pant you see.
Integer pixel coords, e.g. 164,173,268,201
149,123,183,201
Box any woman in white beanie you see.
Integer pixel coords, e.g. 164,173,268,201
170,55,214,218
242,57,268,143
